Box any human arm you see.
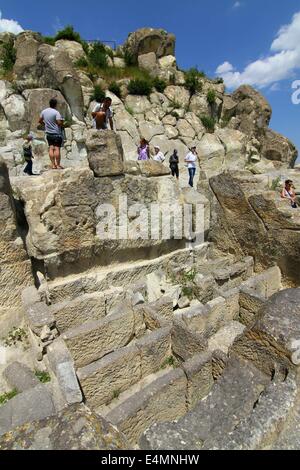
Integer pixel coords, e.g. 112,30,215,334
109,116,114,130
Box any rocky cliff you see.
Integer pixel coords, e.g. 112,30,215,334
0,27,300,451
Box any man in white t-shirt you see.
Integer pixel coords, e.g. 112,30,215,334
153,146,165,163
185,146,198,187
92,97,114,130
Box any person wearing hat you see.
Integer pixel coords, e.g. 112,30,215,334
23,134,35,176
185,146,198,187
153,145,165,163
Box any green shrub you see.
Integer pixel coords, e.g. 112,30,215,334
75,56,89,68
270,177,281,191
0,39,16,73
184,68,203,95
88,42,108,68
0,389,17,407
109,81,121,98
171,111,179,119
128,78,152,96
91,85,105,103
169,99,181,109
200,115,215,132
125,105,134,116
55,25,82,43
3,327,28,347
43,36,56,46
207,89,216,105
35,371,51,384
124,48,137,67
152,77,167,93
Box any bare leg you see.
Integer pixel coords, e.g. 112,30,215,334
49,146,56,169
54,146,63,169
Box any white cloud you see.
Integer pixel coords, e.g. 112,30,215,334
0,10,23,35
216,11,300,89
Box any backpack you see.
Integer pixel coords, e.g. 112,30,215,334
23,145,32,161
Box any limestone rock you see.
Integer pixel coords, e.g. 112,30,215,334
164,86,190,109
139,160,170,177
138,52,157,74
124,28,175,61
36,44,84,120
86,130,124,177
1,94,27,132
158,55,177,69
125,95,152,114
138,121,164,141
177,119,196,139
0,404,130,450
189,93,210,115
23,88,71,133
3,362,39,392
113,57,126,68
260,129,298,167
55,40,86,64
13,31,43,79
232,85,272,137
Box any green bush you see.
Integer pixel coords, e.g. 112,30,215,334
200,115,215,132
88,42,108,68
92,85,105,103
0,389,17,407
207,89,216,105
109,81,121,98
43,36,56,46
128,78,152,96
35,371,51,384
124,48,137,67
152,77,167,93
55,25,82,43
0,39,16,73
184,68,203,95
75,56,89,68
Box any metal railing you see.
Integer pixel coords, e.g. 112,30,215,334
85,39,117,50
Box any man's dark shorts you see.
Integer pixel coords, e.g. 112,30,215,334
46,134,63,148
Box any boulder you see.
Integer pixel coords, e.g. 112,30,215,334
232,85,272,137
124,28,175,62
3,362,39,392
196,134,225,177
189,93,210,115
23,88,71,133
260,129,298,168
138,52,157,74
36,44,84,120
0,404,130,450
13,31,43,79
86,130,124,177
177,119,196,139
215,128,247,169
138,160,170,177
0,93,27,132
164,86,190,109
55,40,86,64
158,55,177,69
124,95,152,114
113,57,126,68
138,121,164,141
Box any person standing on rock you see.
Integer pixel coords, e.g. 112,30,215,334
23,134,35,176
39,98,64,170
185,146,198,188
137,138,150,160
153,145,165,163
169,149,179,180
92,97,114,130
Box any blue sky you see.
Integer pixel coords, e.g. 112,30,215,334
1,0,300,160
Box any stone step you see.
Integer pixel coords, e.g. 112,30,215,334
50,288,125,333
43,243,209,305
207,321,246,355
62,303,144,368
105,368,188,446
140,356,270,450
77,327,172,408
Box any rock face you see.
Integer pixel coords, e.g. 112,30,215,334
23,88,71,133
0,158,32,332
13,31,42,79
209,172,300,283
86,130,125,177
0,404,130,450
37,44,84,120
124,28,176,61
54,40,85,64
260,129,297,167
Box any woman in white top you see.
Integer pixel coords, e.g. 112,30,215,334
153,145,165,163
185,146,198,187
281,180,298,208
